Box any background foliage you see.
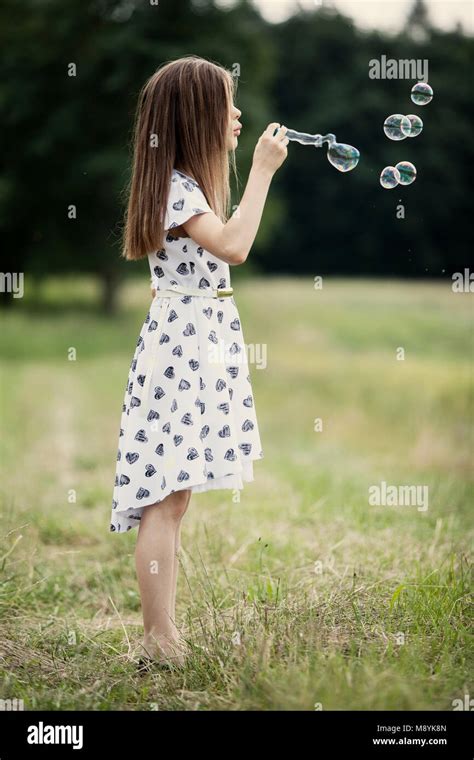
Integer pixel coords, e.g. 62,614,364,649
0,0,472,309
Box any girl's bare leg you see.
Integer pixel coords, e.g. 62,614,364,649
170,493,191,634
135,489,191,661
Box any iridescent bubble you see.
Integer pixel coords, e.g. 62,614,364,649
380,166,401,189
405,114,423,138
284,129,360,172
327,142,360,172
383,114,412,141
411,82,433,105
395,161,417,185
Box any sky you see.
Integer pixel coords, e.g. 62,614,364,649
216,0,474,33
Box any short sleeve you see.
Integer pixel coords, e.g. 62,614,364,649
164,171,213,231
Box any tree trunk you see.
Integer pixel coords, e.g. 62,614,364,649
100,268,120,315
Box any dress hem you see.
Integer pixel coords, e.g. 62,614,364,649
109,454,263,534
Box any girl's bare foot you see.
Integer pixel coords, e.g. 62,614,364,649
140,634,189,667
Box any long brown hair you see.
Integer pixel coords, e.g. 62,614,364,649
122,56,238,261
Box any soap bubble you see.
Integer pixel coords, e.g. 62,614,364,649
395,161,417,185
411,82,433,105
383,114,412,141
380,166,401,189
327,142,360,172
405,114,423,138
285,129,360,172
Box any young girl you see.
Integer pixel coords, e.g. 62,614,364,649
110,55,288,669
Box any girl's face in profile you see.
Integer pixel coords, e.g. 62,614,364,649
228,101,242,151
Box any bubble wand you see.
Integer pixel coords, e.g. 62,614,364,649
284,128,360,172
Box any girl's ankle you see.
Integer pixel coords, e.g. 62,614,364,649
142,632,183,656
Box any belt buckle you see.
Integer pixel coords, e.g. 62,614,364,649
217,288,233,298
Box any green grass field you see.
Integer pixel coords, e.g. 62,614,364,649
1,276,472,711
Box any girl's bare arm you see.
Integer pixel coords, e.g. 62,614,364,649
182,123,289,266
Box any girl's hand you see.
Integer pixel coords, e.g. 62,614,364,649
252,123,289,178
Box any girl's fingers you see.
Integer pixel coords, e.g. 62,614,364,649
265,122,281,136
263,123,289,140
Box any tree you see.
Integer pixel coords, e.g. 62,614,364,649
404,0,432,42
0,0,274,312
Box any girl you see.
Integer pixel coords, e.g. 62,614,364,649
111,55,288,669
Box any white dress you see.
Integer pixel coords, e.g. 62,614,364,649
109,168,264,533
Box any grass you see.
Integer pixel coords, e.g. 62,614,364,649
0,275,472,710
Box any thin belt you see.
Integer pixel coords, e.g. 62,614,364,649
137,284,234,417
152,284,234,300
